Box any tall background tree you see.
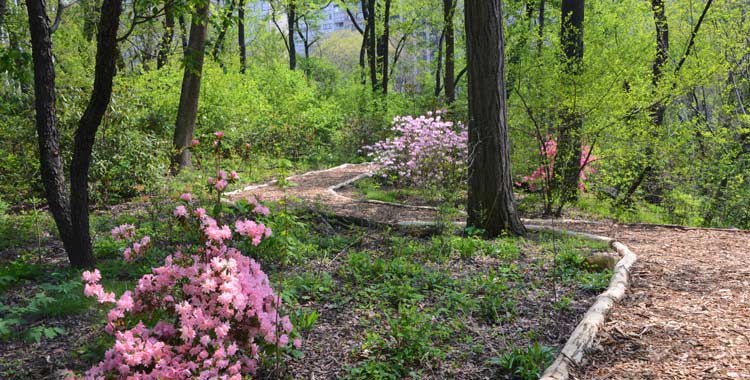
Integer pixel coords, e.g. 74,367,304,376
464,0,525,237
173,0,210,171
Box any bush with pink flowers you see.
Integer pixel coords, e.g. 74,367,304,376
73,188,296,379
363,111,468,188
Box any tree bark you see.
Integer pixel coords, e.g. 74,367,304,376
25,0,77,262
464,0,526,237
238,0,246,73
172,1,210,171
212,0,236,63
443,0,456,104
378,0,391,94
553,0,584,213
179,14,189,52
434,30,444,98
287,0,296,70
366,0,378,91
157,2,175,69
0,0,7,32
70,0,123,268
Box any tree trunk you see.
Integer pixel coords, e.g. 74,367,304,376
464,0,526,237
178,14,188,52
434,31,444,98
157,2,175,69
553,0,584,213
25,0,77,262
212,0,236,63
172,1,210,171
443,0,456,104
81,0,98,41
378,0,391,94
287,0,296,70
0,0,7,32
238,0,246,73
366,0,378,91
70,0,123,268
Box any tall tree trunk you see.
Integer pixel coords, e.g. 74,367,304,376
0,0,7,32
464,0,526,237
157,2,175,69
287,0,296,70
70,0,123,268
212,0,236,63
25,0,77,262
172,1,210,171
238,0,246,73
178,14,188,52
82,0,98,41
366,0,378,91
378,0,391,94
443,0,456,104
553,0,584,213
434,31,444,98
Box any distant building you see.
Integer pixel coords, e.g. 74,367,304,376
249,1,364,53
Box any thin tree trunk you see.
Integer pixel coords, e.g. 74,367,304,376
157,2,175,69
434,30,444,98
287,0,296,70
554,0,584,213
379,0,391,94
537,0,545,50
70,0,124,268
82,0,98,41
212,0,236,63
443,0,456,104
464,0,526,237
178,14,188,52
172,1,210,171
0,0,7,32
366,0,378,91
238,0,246,73
25,0,77,262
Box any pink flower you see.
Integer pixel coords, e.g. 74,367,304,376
82,269,102,283
214,179,228,192
191,139,200,147
214,131,225,139
229,171,240,181
174,205,188,218
180,193,193,202
111,224,135,241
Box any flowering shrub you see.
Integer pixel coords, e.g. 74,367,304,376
363,111,468,188
519,138,597,192
74,189,296,378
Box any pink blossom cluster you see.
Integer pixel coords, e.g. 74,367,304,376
74,197,292,379
207,170,239,193
519,137,597,191
363,111,468,187
247,195,270,216
111,224,135,241
111,224,151,262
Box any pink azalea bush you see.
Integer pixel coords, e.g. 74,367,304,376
74,189,295,379
363,110,468,187
519,137,597,191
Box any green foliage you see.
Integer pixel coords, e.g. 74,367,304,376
348,305,449,379
490,343,556,380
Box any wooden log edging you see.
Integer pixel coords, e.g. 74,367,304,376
525,223,637,380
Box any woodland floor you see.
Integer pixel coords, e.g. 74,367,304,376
231,163,750,380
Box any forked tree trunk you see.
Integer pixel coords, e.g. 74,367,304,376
173,1,210,171
70,0,124,267
464,0,526,237
443,0,456,104
157,2,175,69
26,0,77,260
238,0,246,73
553,0,584,213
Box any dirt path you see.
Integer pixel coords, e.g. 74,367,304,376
230,163,750,380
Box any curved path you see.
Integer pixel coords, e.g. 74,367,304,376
229,163,750,379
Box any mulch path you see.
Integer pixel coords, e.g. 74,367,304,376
231,163,750,380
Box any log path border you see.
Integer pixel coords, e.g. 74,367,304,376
228,163,749,380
